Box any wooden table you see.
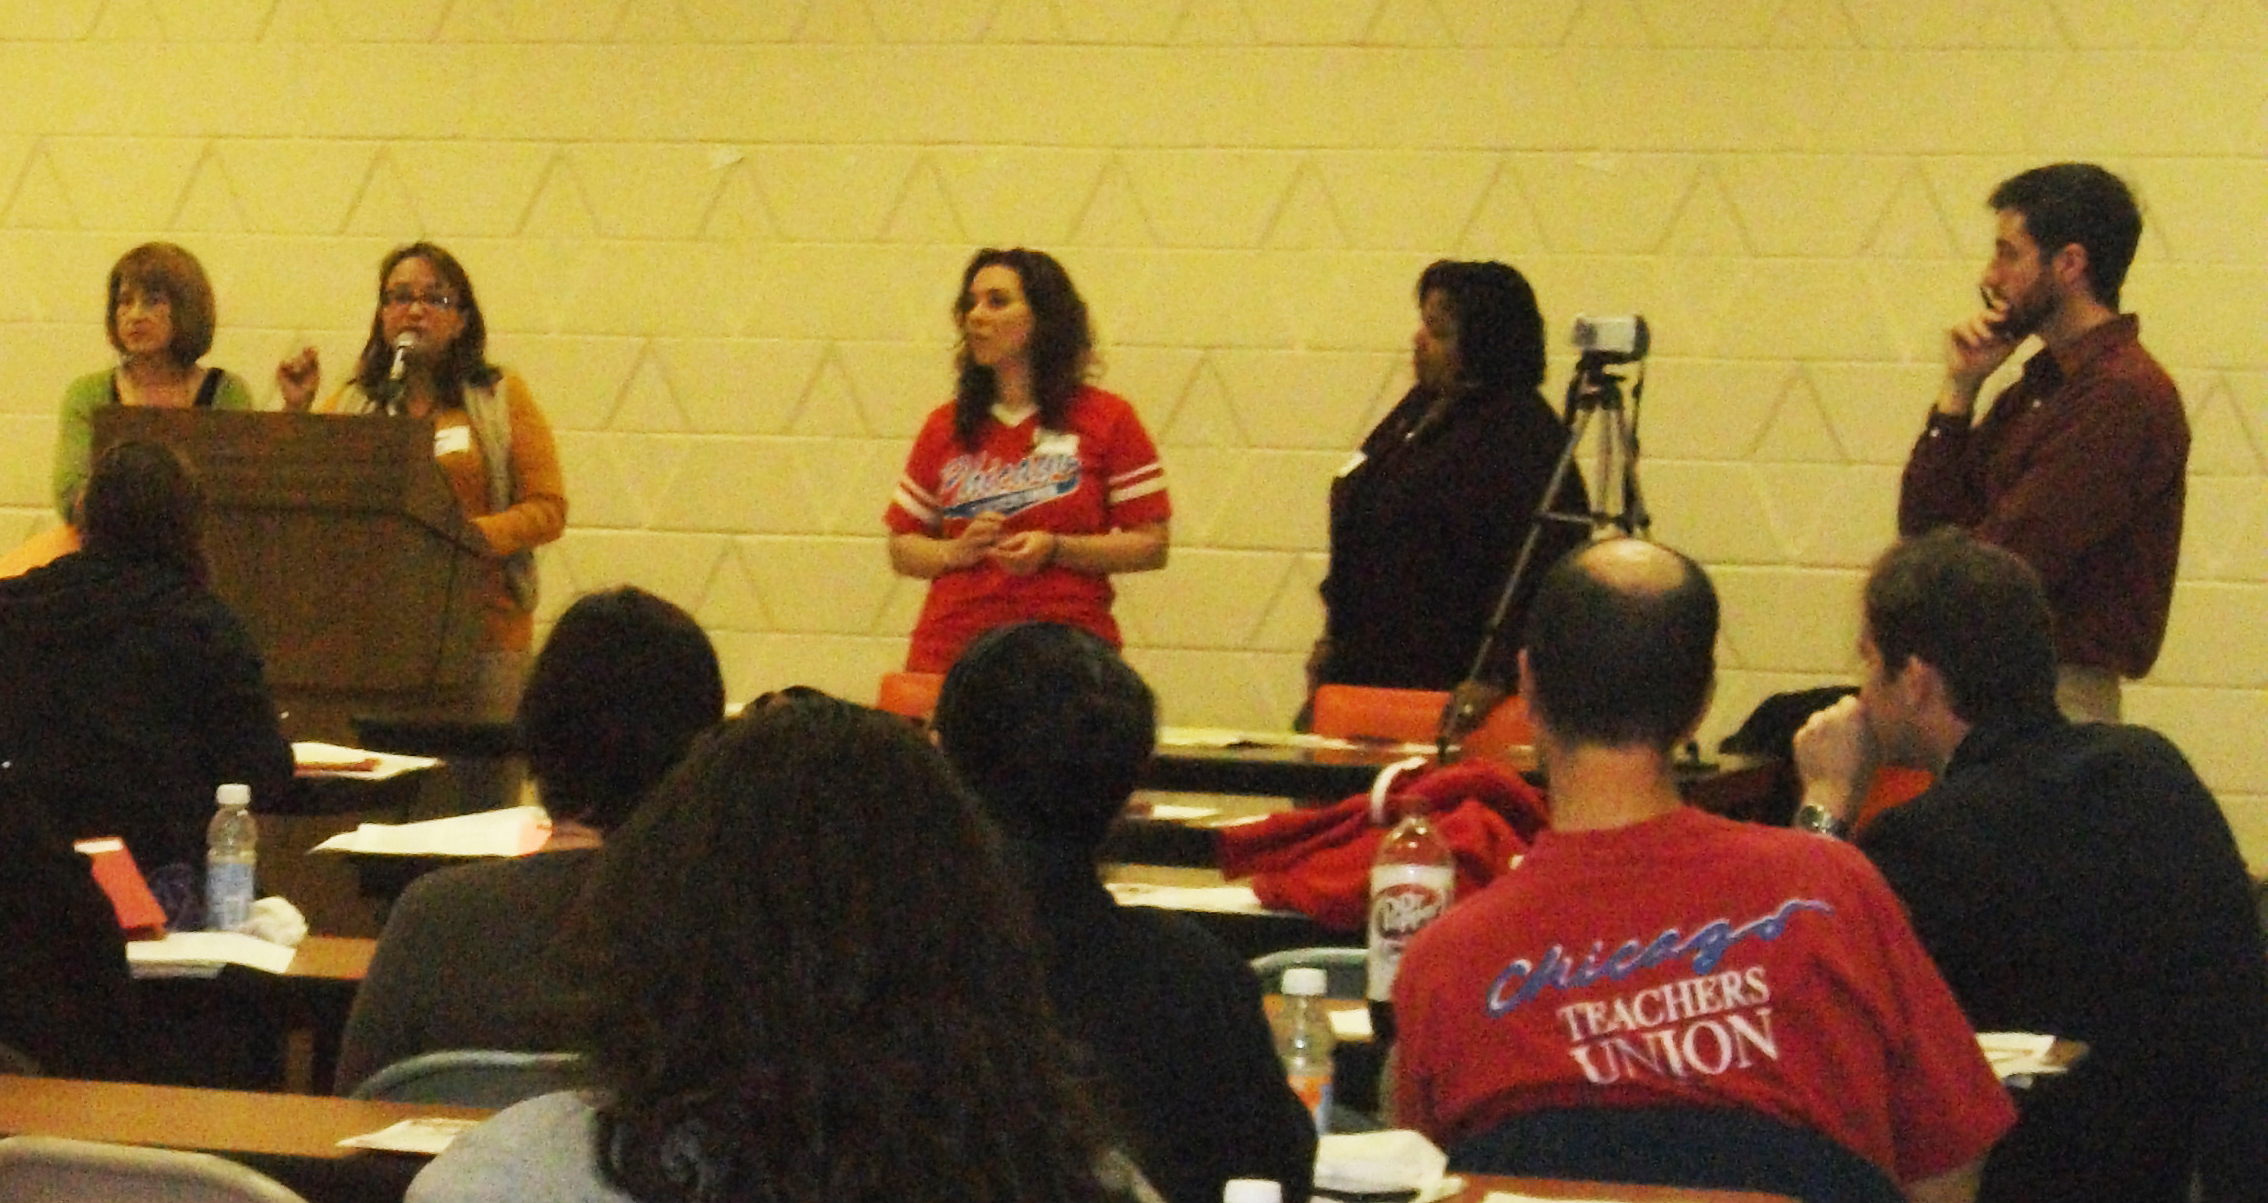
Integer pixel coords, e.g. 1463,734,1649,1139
0,1077,489,1203
127,935,375,1095
285,935,376,982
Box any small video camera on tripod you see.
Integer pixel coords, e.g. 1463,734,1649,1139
1441,313,1655,754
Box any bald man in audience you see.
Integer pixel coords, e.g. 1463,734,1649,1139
1793,530,2268,1203
1396,539,2014,1202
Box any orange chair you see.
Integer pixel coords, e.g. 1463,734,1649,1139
1310,685,1533,760
874,671,944,722
0,524,79,581
1852,766,1932,834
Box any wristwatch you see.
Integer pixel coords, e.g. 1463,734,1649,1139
1793,802,1851,840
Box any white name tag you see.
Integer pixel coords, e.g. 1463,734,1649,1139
1034,431,1080,457
433,425,472,457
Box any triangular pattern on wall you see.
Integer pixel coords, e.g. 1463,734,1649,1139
2186,373,2262,475
786,346,872,437
1158,353,1253,449
1067,157,1160,247
1456,161,1547,257
342,150,425,236
611,346,694,434
935,149,1109,248
1864,164,1958,257
1659,167,1753,257
1753,370,1848,462
701,542,779,633
880,156,968,244
5,146,78,230
172,150,251,232
519,154,602,238
700,161,779,243
1260,162,1350,251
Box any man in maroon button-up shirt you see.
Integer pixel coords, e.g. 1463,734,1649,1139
1899,163,2186,723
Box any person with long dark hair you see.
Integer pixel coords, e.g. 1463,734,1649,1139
334,586,726,1094
0,440,293,928
1310,259,1588,727
51,242,258,520
885,248,1170,674
277,241,567,701
408,696,1161,1203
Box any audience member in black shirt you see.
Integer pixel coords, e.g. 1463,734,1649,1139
937,622,1318,1203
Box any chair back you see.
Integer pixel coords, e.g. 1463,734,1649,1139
348,1049,583,1107
0,1136,310,1203
1853,766,1933,833
1310,686,1532,759
1250,946,1368,999
875,671,944,721
1450,1105,1903,1203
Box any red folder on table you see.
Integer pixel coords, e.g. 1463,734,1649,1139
72,837,168,939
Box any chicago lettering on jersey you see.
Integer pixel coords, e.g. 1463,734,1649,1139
939,446,1082,521
1484,897,1830,1016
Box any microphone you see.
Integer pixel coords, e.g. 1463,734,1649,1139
388,333,417,383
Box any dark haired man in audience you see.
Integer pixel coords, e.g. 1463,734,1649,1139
1793,530,2268,1203
934,621,1316,1203
1900,162,2185,723
334,586,726,1093
1395,539,2013,1202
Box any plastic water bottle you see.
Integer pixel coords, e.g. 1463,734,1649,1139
205,783,256,932
1366,808,1454,1044
1275,965,1335,1135
1223,1180,1283,1203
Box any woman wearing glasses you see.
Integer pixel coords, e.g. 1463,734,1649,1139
277,243,566,724
52,243,258,520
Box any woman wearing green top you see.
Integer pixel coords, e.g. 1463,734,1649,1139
52,243,256,519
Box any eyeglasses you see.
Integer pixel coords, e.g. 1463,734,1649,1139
382,290,460,311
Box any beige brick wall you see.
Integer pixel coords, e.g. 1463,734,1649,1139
3,1,2264,866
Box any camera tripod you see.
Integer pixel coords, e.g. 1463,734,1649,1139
1436,351,1652,755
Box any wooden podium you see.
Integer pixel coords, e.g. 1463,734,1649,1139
94,408,490,744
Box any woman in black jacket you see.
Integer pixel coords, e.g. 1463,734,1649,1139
0,440,293,929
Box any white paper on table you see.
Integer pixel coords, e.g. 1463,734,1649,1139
1105,881,1286,916
127,932,297,976
1328,1006,1374,1043
1316,1130,1448,1197
338,1117,486,1155
292,740,442,780
1143,803,1218,822
310,805,547,857
1978,1031,2065,1081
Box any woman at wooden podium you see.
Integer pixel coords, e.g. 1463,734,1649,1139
276,243,567,730
51,242,259,521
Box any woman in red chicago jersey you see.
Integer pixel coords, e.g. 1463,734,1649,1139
884,248,1172,674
